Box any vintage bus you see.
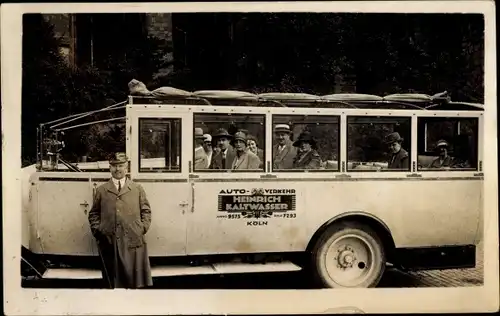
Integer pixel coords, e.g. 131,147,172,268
21,86,484,288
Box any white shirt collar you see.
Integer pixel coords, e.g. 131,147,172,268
112,177,126,190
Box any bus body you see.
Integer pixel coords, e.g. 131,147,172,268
22,89,484,288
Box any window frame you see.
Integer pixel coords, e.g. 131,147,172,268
125,105,483,181
138,117,183,173
191,111,267,173
416,115,481,172
128,107,190,181
345,115,413,173
270,114,341,173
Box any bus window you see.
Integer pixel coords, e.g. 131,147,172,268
139,118,182,173
272,115,340,172
417,117,478,171
347,116,411,172
193,113,265,172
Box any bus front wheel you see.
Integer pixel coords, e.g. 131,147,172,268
311,221,386,288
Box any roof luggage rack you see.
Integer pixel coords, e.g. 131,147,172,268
127,80,483,111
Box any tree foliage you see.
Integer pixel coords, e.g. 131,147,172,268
23,13,484,165
22,14,165,166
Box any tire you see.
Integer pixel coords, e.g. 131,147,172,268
310,221,386,288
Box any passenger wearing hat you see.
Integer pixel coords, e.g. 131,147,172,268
384,132,409,170
429,139,453,168
88,152,153,289
272,124,297,170
203,133,213,168
210,128,237,170
231,131,261,170
194,127,208,170
292,131,322,170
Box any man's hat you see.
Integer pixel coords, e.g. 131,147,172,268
293,131,317,147
436,139,449,148
109,152,128,165
213,128,233,139
384,132,404,145
203,134,212,142
274,124,292,134
194,127,205,139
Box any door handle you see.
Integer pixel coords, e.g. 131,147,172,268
179,202,189,207
80,200,89,215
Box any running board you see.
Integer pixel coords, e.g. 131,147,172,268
42,261,302,279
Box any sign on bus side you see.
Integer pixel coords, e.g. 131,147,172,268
217,188,297,226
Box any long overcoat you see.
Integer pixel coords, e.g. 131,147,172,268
88,178,153,289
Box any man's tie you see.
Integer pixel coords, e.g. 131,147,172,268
118,180,121,193
222,153,226,169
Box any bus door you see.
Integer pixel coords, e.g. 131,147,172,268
185,110,304,256
129,110,191,257
35,173,96,256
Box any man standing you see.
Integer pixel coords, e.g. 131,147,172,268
88,152,153,289
272,124,297,170
210,128,236,170
384,132,409,170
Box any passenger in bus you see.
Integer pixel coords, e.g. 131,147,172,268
210,128,237,170
384,132,409,170
247,135,264,168
272,124,297,170
203,133,213,168
231,131,261,170
194,128,208,170
292,131,322,170
428,139,453,169
88,152,153,289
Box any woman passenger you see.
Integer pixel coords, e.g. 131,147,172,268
231,132,261,170
247,135,264,168
292,131,322,170
429,139,453,169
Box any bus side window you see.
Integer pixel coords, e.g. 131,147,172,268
347,116,411,172
271,115,340,172
139,118,182,173
417,117,478,171
192,113,266,172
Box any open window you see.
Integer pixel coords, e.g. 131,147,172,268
347,116,412,172
271,115,340,172
417,117,478,171
193,113,266,172
138,118,182,173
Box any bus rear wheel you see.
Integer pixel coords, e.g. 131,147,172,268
311,221,386,288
